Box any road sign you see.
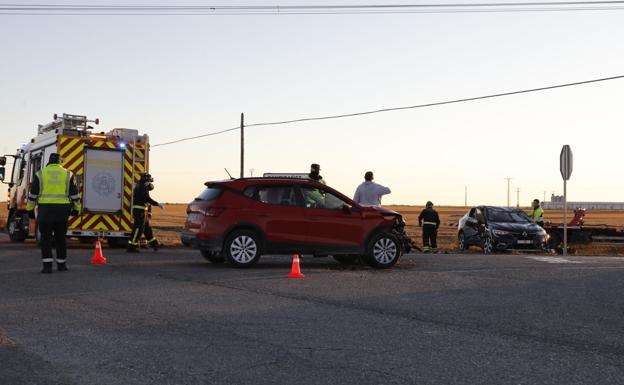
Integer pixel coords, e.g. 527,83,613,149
559,145,573,255
560,145,573,180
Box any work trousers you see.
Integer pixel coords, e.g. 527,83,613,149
38,220,68,264
422,224,438,252
128,208,155,247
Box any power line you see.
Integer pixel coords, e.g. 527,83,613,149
2,1,624,15
152,74,624,147
3,7,624,15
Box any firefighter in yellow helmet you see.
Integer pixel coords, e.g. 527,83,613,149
26,153,81,274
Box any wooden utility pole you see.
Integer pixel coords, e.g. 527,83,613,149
240,113,244,178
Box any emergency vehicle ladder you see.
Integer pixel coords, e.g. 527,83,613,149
129,138,147,209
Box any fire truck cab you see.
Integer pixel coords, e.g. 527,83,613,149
1,113,149,246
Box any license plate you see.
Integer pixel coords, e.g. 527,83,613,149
517,240,532,244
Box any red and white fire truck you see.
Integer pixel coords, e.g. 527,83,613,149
0,113,149,246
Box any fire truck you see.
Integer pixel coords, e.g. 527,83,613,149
0,113,149,246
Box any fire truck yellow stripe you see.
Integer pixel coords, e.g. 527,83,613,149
60,138,81,156
83,215,100,229
64,146,84,167
101,215,119,230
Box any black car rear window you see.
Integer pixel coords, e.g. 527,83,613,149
195,187,223,201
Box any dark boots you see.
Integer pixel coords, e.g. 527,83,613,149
41,262,53,274
126,243,139,253
57,263,68,272
149,239,160,252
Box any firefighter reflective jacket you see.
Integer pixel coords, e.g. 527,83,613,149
131,182,159,210
418,207,440,228
26,164,81,211
531,206,544,224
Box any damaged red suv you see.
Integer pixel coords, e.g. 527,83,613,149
181,177,413,268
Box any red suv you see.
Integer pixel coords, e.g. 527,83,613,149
181,177,414,268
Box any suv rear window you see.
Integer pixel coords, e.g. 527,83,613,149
195,187,223,201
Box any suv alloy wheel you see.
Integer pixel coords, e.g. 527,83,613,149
365,232,401,268
224,230,262,267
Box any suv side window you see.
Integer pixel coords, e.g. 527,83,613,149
251,186,298,207
300,186,349,210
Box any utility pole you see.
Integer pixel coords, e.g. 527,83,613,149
505,178,512,207
516,187,520,207
464,185,468,207
240,113,244,178
543,191,546,203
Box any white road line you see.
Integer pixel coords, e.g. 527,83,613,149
526,256,583,264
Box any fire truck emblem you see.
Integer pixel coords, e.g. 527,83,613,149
92,172,115,196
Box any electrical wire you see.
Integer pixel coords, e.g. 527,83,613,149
2,1,624,15
152,74,624,147
3,7,624,15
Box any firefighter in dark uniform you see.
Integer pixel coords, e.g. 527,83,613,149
127,173,163,253
418,201,440,253
26,153,81,273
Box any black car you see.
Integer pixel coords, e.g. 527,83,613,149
457,206,548,254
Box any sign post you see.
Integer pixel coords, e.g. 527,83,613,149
560,145,573,255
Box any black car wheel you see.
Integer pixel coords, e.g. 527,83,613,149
7,212,27,242
201,250,225,264
364,232,402,268
223,230,262,267
482,234,494,255
458,232,466,251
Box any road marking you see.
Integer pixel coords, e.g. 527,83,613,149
526,256,583,264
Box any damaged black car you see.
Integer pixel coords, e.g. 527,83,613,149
457,206,548,254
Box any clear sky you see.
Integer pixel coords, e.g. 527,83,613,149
1,1,623,206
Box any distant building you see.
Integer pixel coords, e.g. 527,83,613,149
543,194,624,210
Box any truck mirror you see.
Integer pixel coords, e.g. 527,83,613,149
0,166,5,181
0,156,6,166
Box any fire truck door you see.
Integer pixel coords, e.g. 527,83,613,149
83,148,124,213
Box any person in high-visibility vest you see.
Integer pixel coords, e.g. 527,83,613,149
530,199,545,227
418,201,440,253
26,153,81,274
127,173,164,253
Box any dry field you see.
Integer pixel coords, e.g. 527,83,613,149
3,202,624,255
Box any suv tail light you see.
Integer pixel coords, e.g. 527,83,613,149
200,207,225,217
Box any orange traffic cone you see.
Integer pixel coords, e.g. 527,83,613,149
91,240,107,265
287,254,304,278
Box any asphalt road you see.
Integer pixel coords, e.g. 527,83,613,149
1,234,624,385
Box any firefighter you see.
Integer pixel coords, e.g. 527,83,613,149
127,173,164,253
531,199,545,227
26,153,81,273
418,201,440,253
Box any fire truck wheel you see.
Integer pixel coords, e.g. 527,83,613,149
200,250,225,263
108,238,129,248
7,212,27,242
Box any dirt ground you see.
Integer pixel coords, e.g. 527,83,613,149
2,203,624,255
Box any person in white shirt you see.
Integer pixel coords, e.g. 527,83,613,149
353,171,391,207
